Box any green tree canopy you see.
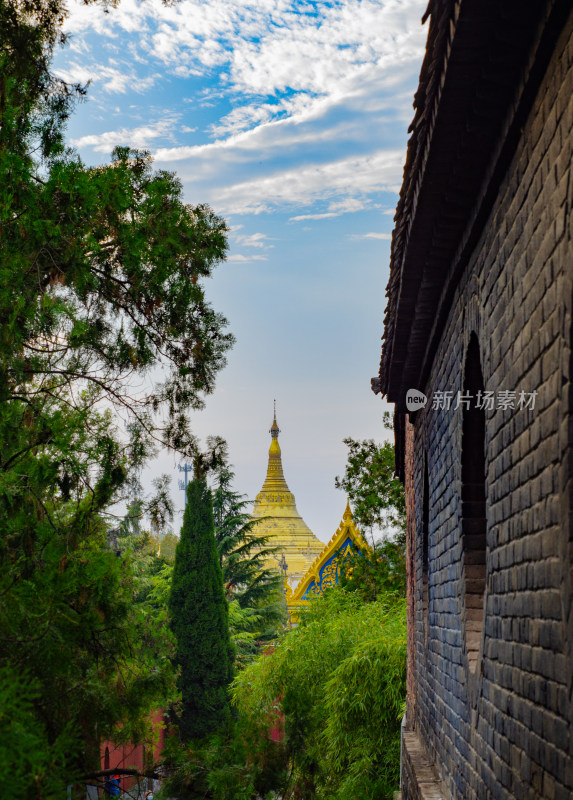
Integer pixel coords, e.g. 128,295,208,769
1,0,233,462
340,537,406,600
153,461,286,798
211,464,285,664
169,474,234,742
0,1,233,794
335,412,406,599
233,588,407,800
335,412,405,537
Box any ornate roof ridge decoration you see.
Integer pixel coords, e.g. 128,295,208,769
287,501,368,622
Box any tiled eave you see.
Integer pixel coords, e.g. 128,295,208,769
379,0,567,410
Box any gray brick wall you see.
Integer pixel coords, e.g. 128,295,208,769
406,15,573,800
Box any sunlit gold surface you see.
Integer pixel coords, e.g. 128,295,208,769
251,414,324,587
287,501,367,623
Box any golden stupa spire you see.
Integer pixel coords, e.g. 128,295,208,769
251,405,324,586
260,404,290,495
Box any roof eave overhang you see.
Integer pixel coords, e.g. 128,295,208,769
381,0,568,411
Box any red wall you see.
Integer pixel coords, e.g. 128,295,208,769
101,709,166,792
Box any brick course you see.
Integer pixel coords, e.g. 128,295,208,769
402,11,573,800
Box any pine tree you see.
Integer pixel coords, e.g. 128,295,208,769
169,474,234,741
211,465,285,664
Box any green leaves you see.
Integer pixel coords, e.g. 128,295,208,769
340,538,406,600
1,15,234,453
211,464,285,663
0,1,234,794
0,513,175,791
233,589,407,800
0,667,78,800
169,475,234,742
150,463,285,797
335,413,405,536
334,413,407,603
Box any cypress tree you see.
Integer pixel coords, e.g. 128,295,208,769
169,473,234,740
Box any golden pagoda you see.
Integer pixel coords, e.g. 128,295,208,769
251,411,324,587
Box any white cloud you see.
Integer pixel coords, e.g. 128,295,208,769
226,253,269,263
152,113,358,165
61,0,427,217
212,149,403,216
235,232,273,249
64,0,151,36
329,198,368,213
68,36,91,55
290,197,367,222
290,211,342,222
64,0,427,135
53,61,93,86
55,61,158,94
349,232,392,240
71,118,178,153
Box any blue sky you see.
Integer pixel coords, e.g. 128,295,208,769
55,0,428,541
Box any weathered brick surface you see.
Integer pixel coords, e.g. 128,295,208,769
406,15,573,800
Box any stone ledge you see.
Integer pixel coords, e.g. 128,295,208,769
402,730,445,800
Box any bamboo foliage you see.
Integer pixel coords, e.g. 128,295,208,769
233,589,407,800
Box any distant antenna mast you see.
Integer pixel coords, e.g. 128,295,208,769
178,462,193,506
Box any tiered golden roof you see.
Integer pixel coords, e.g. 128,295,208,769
251,412,324,587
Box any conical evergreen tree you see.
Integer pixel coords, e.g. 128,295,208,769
169,473,234,741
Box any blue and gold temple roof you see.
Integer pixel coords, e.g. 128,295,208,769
286,500,367,622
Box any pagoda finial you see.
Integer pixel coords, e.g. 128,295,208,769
343,499,353,521
258,403,289,494
270,400,280,438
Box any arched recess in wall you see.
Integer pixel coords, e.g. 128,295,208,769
422,455,430,647
461,333,487,674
